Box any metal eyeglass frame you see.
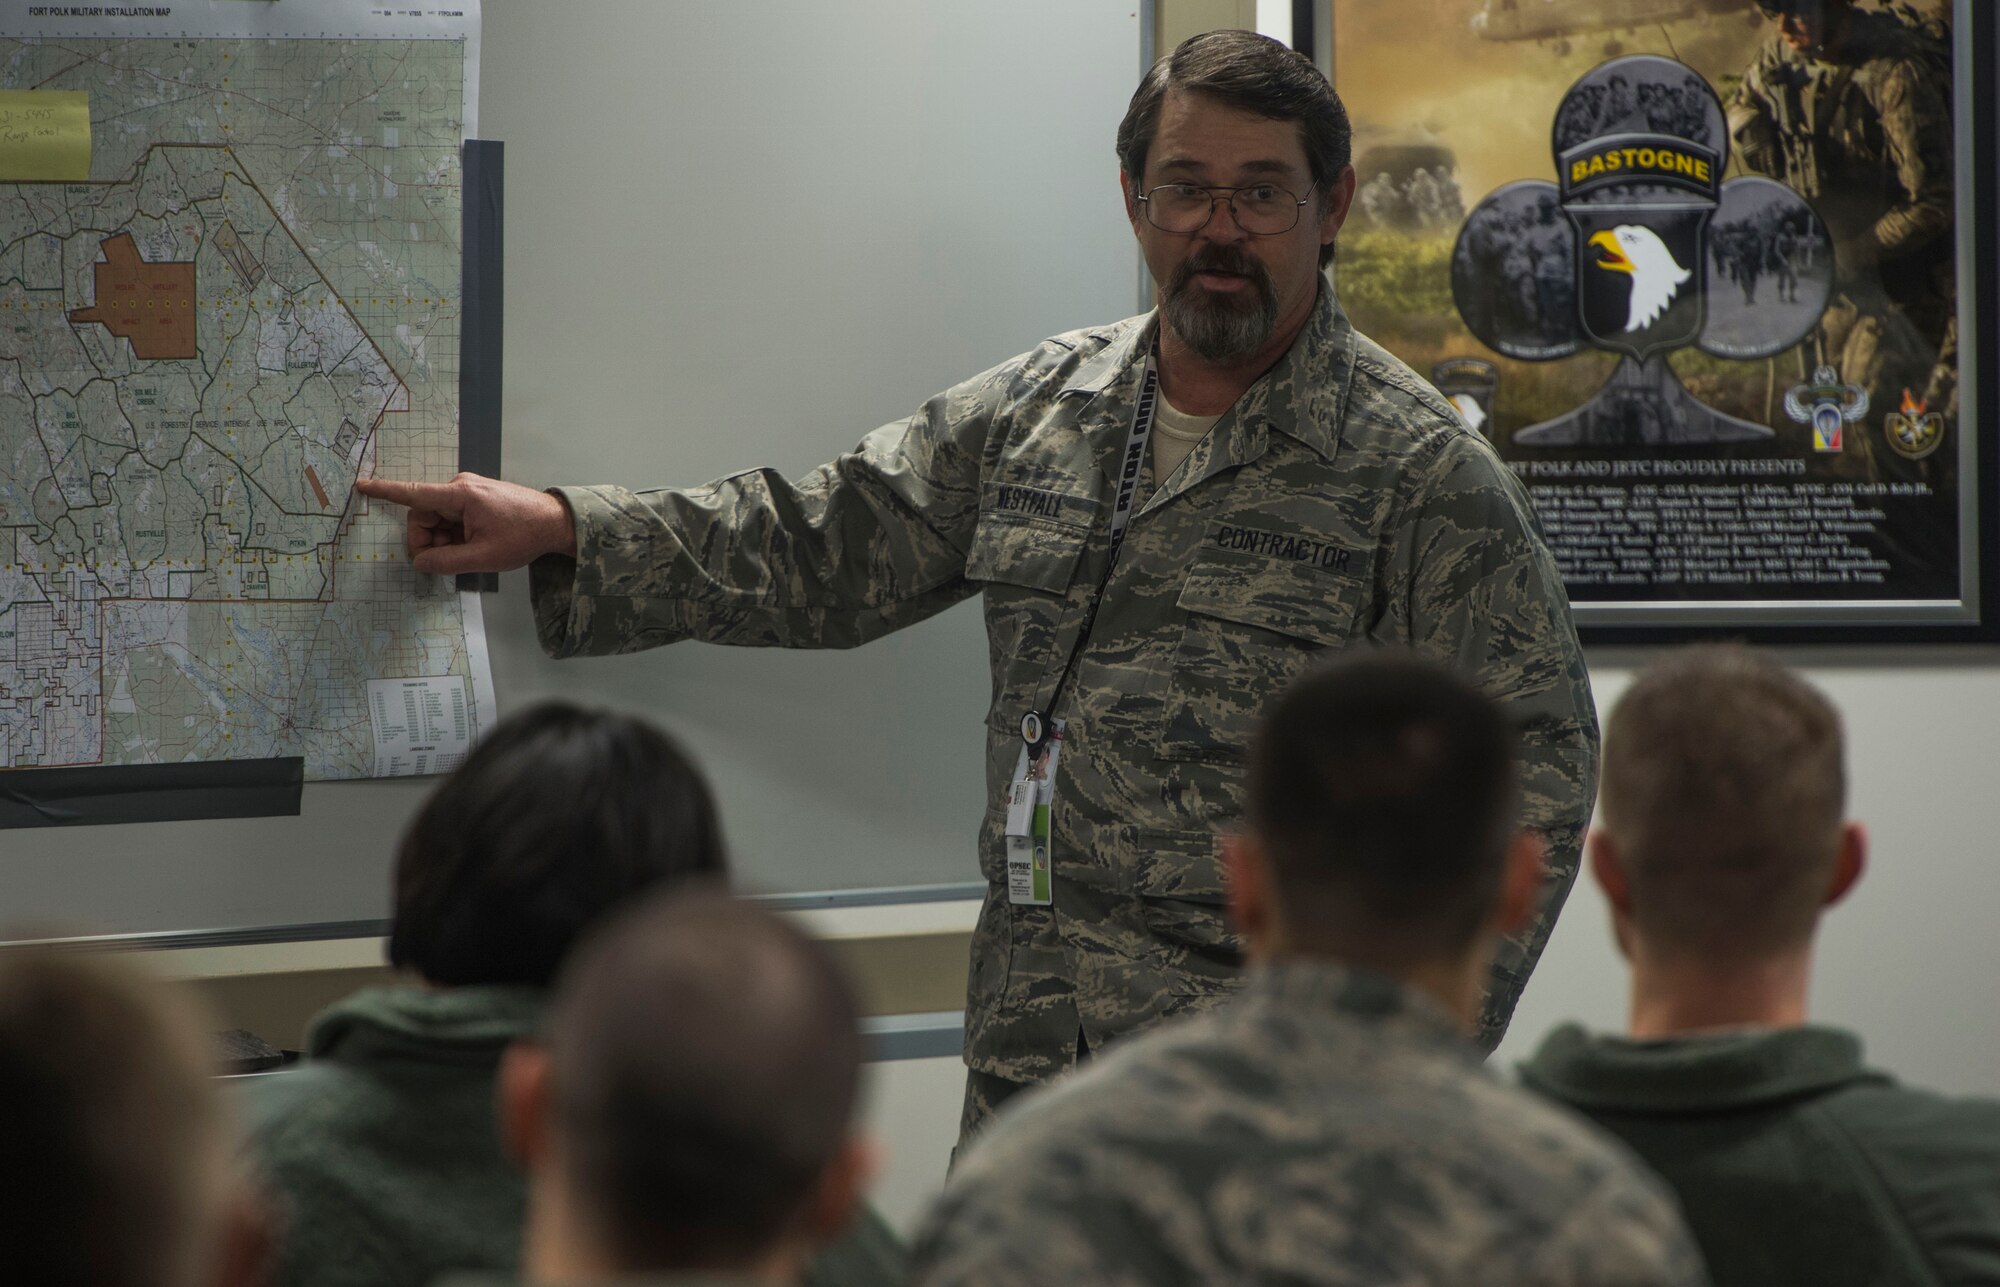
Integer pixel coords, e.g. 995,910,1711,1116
1133,180,1321,235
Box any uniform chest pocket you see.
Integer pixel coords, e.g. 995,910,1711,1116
964,512,1088,594
1155,545,1373,762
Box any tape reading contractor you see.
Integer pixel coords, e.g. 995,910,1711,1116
1215,524,1354,572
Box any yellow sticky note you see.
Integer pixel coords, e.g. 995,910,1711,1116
0,91,89,182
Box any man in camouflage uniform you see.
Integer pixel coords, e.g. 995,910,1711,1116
910,655,1701,1287
1730,0,1955,475
358,31,1595,1142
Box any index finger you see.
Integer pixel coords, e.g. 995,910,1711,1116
355,477,464,512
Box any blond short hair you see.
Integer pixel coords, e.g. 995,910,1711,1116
1600,643,1845,958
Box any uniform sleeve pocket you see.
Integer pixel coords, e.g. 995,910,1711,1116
1156,548,1373,762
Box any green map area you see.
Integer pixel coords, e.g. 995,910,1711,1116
0,35,477,776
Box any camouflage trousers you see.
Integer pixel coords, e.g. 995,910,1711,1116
955,1067,1032,1157
954,1027,1092,1161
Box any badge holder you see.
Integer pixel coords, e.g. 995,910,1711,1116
1004,717,1063,906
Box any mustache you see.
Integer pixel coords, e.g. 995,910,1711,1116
1172,247,1267,287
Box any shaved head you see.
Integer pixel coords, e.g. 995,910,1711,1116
547,888,864,1271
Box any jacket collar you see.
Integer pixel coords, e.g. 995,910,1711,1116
1520,1022,1890,1114
308,983,547,1063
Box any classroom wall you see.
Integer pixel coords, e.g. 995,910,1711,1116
1158,0,1260,53
474,0,1142,900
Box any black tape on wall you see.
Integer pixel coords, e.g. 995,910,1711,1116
0,758,304,829
458,139,505,594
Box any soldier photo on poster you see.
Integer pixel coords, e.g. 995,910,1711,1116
1336,0,1977,623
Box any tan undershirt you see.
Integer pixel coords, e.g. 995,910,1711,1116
1150,396,1222,496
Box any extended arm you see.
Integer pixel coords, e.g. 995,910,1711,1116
529,363,1010,657
364,359,1018,659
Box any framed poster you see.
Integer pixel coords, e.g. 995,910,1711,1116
1333,0,1995,641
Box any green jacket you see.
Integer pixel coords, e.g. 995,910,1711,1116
530,286,1596,1084
240,986,905,1287
1522,1023,2000,1286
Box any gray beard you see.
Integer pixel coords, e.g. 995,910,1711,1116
1162,269,1279,363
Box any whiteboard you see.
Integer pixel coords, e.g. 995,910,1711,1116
0,0,1142,937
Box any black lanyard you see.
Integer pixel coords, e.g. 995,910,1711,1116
1018,356,1161,755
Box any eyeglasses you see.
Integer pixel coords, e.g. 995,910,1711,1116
1135,181,1318,236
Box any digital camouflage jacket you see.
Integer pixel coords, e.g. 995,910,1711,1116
910,961,1707,1287
530,286,1597,1083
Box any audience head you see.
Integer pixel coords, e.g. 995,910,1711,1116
1593,642,1862,968
0,949,264,1287
501,888,870,1283
389,702,726,987
1229,651,1541,989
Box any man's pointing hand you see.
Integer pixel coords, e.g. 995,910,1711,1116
356,473,578,575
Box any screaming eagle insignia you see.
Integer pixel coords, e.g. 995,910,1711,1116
1450,54,1831,448
1783,366,1869,453
1587,226,1691,334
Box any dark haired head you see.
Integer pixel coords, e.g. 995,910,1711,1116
0,950,233,1287
549,889,862,1270
1248,652,1519,962
1117,30,1352,268
389,702,726,987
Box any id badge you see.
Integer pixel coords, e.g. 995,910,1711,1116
1004,721,1062,906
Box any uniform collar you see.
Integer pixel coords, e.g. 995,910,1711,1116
1520,1022,1888,1114
1244,957,1471,1053
1224,282,1353,463
1059,312,1151,400
307,983,547,1062
1054,287,1353,519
